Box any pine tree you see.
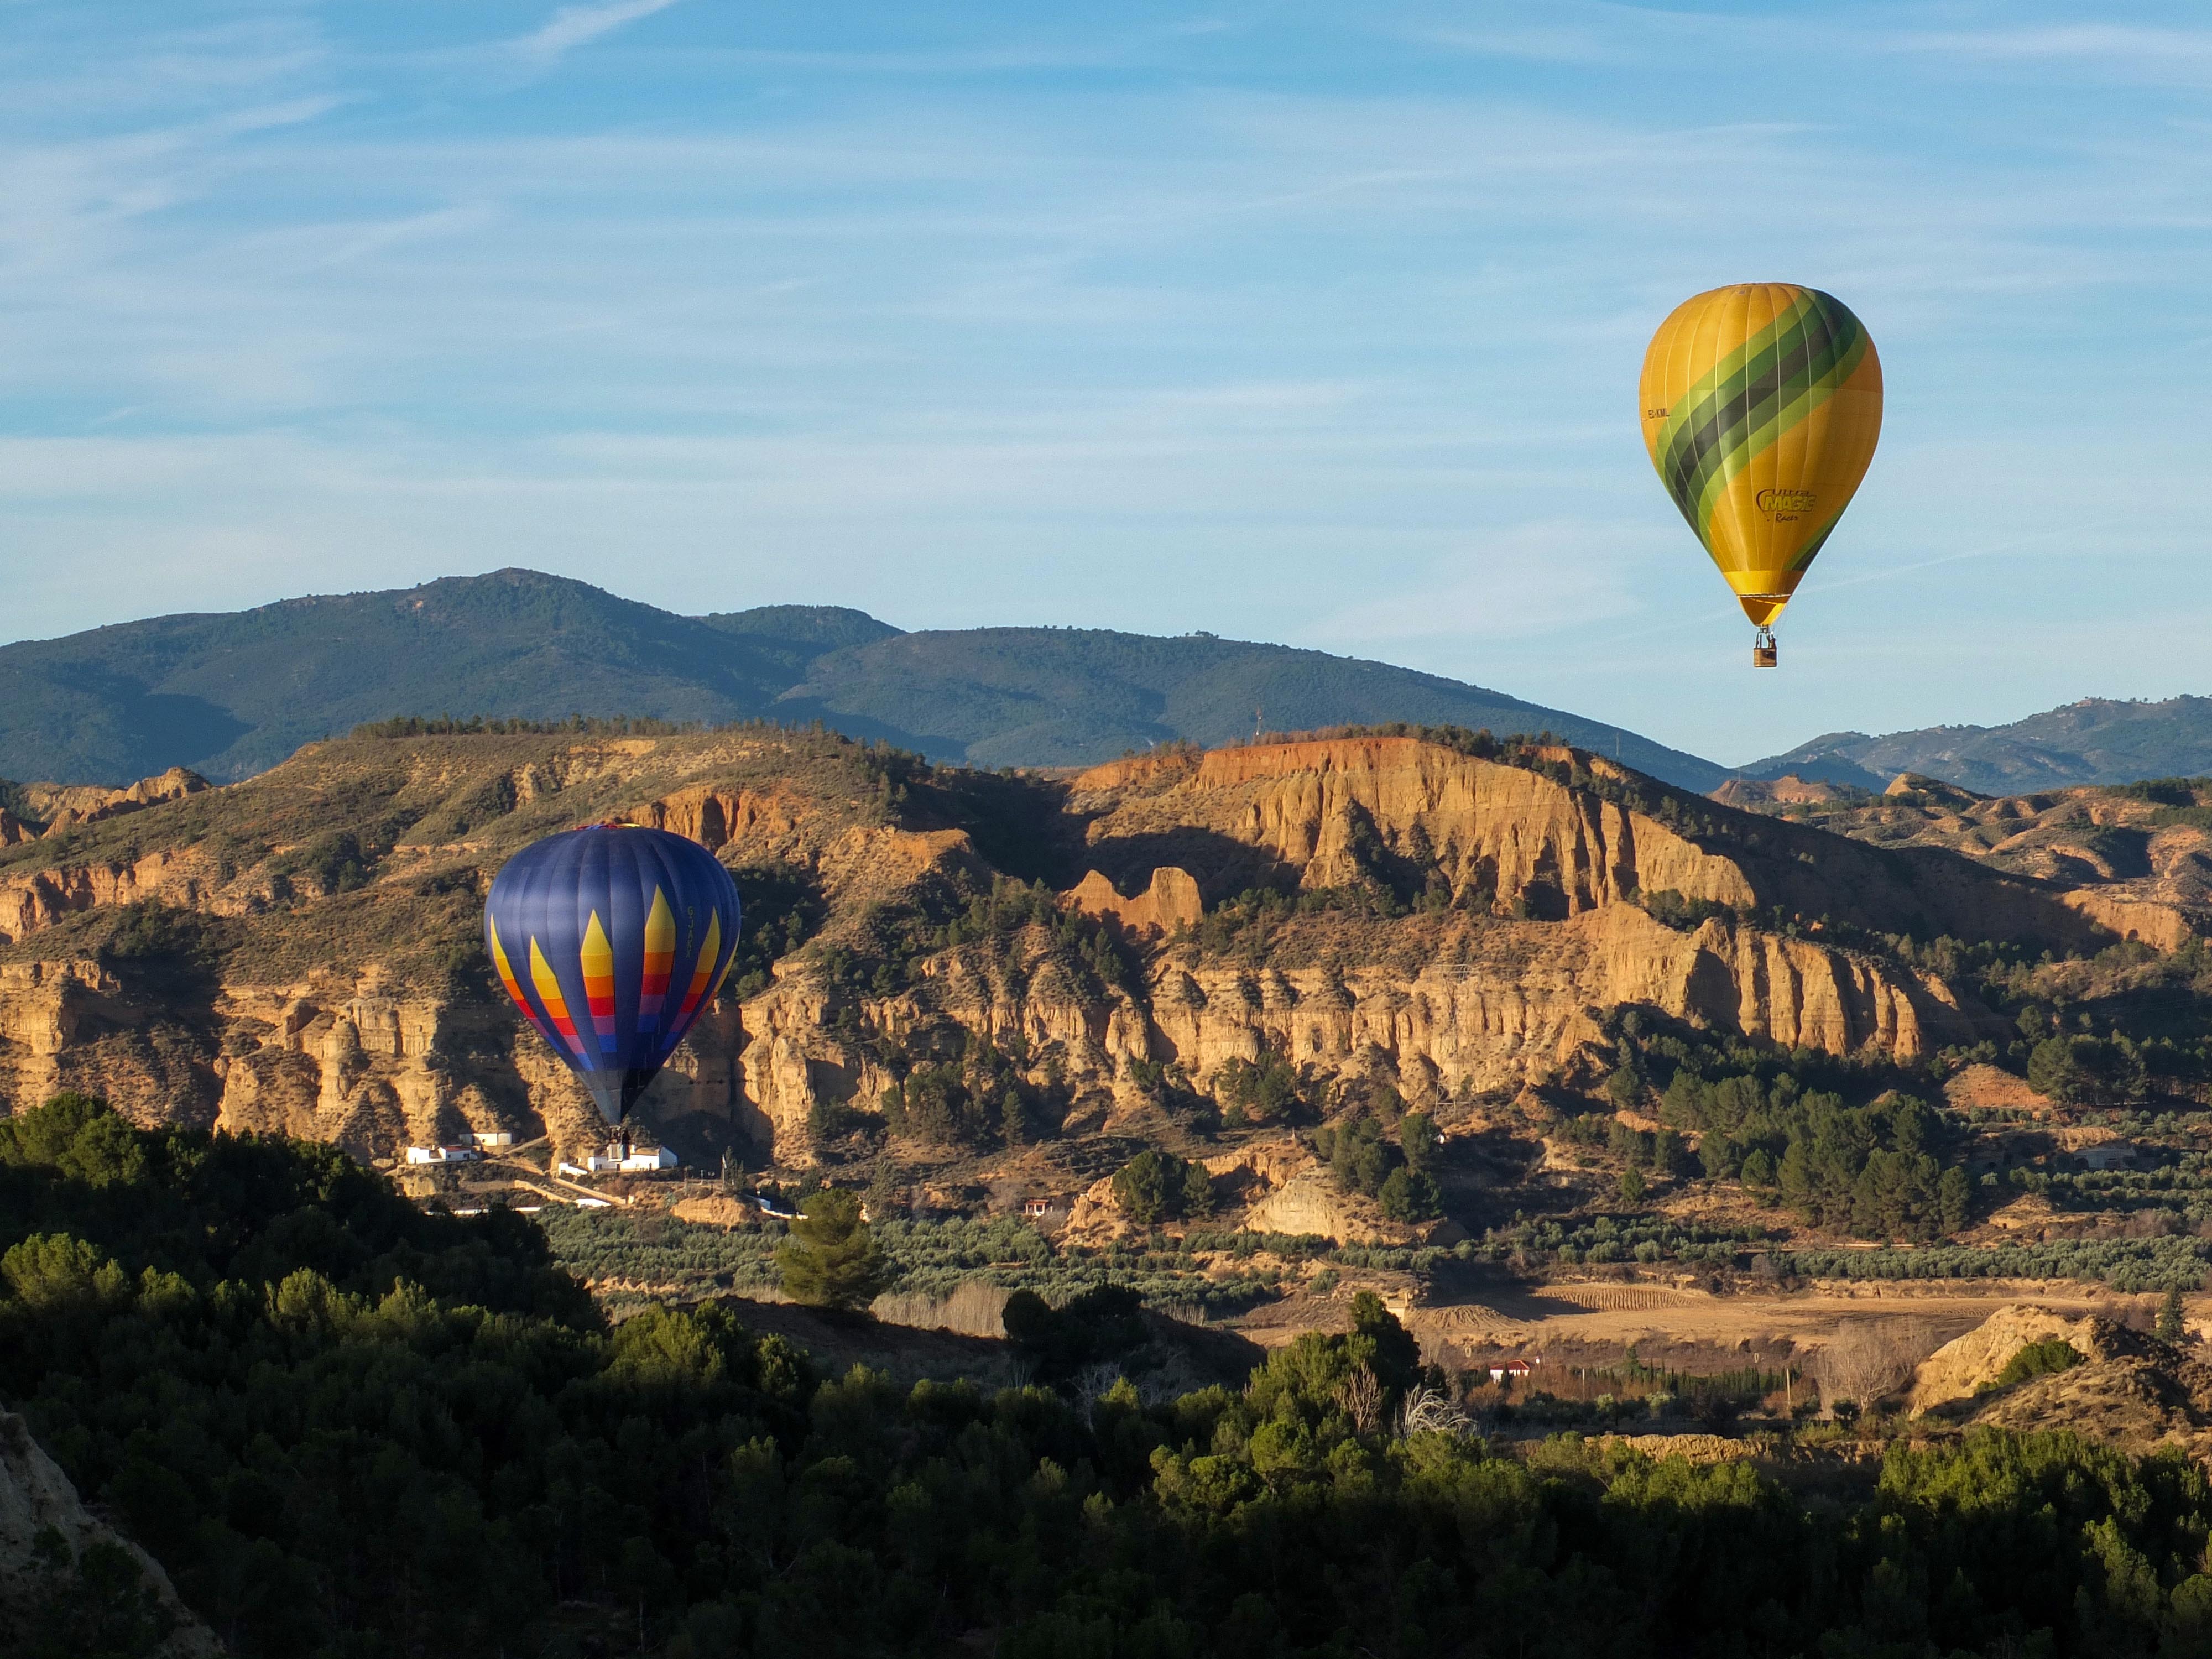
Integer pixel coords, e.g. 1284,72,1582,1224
865,1161,901,1223
1182,1160,1215,1219
2158,1287,2188,1344
776,1189,890,1309
1938,1166,1972,1235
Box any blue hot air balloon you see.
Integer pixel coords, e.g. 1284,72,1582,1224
483,823,742,1127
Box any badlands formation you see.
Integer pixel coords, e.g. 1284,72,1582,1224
0,725,2192,1181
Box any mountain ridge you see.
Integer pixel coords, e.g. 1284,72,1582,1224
0,567,1728,791
1748,696,2212,795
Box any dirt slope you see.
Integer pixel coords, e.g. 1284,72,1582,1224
1903,1303,2212,1456
1723,778,2212,945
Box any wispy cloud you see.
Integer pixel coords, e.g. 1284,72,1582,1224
507,0,684,72
1422,8,2212,90
1894,23,2212,69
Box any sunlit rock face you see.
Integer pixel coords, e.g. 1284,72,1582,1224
8,726,2162,1167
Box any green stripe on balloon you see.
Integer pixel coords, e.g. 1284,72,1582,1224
1666,298,1863,539
1679,306,1843,508
1657,295,1812,533
1689,311,1864,534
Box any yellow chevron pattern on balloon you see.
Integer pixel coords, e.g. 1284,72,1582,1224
529,937,587,1057
676,911,722,1020
1639,283,1882,626
638,888,675,1033
581,910,617,1052
488,917,526,1008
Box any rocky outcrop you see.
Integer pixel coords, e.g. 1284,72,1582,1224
1144,904,1993,1095
1943,1063,2052,1115
0,846,238,944
2059,889,2195,952
1056,1133,1454,1246
1080,738,1750,916
1741,775,2212,942
1076,737,2133,959
1710,774,1853,808
1065,867,1202,940
0,1410,221,1657
1913,1313,2212,1457
1241,1169,1395,1243
23,767,211,834
624,784,800,853
672,1193,755,1228
1906,1303,2099,1415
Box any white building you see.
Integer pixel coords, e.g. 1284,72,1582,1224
461,1131,514,1149
403,1145,482,1165
581,1144,679,1173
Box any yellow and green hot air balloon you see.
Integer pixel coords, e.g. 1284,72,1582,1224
1639,283,1882,666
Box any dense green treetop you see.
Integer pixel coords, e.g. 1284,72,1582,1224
11,1094,2212,1658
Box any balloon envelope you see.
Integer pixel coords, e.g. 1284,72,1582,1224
484,824,742,1127
1639,283,1882,627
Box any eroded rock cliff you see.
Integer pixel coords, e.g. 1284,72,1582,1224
0,726,2142,1170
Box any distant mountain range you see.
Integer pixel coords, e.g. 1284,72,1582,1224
1745,697,2212,796
0,568,1727,790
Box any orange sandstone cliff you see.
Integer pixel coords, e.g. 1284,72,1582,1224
1,727,2158,1172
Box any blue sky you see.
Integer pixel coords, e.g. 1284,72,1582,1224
4,2,2211,765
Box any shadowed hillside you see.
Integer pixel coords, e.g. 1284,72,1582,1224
0,568,1725,789
0,570,890,784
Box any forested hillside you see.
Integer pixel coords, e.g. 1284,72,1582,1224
0,568,1721,788
12,1093,2212,1658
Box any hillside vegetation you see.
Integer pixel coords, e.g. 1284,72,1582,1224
16,1094,2212,1658
0,568,1720,787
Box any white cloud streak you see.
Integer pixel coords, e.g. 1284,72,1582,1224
508,0,686,69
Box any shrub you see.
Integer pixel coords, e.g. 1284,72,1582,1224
1377,1167,1441,1223
1400,1110,1439,1172
1000,1284,1148,1380
1641,890,1736,931
1313,1116,1396,1198
1215,1056,1305,1124
807,1097,867,1148
1988,1339,2085,1391
2028,1035,2146,1107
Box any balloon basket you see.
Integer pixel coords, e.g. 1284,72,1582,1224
1752,627,1778,669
